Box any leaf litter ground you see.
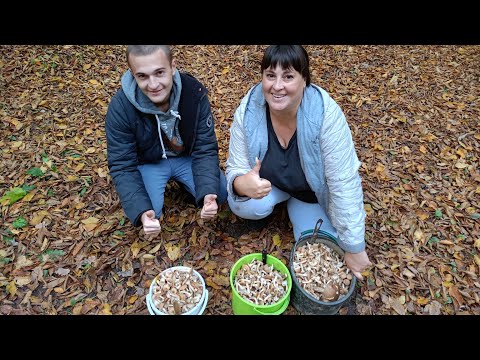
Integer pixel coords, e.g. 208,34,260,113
0,45,479,315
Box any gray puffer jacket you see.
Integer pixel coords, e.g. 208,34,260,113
226,83,366,253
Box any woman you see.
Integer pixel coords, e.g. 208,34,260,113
226,45,371,280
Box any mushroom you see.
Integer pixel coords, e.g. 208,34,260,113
323,283,340,302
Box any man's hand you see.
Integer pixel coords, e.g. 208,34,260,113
234,158,272,199
141,210,161,237
344,250,372,280
201,194,218,220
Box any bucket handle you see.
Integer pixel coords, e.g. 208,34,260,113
252,295,290,315
311,219,323,242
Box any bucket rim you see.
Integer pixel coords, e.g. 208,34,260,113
290,237,356,306
230,253,292,309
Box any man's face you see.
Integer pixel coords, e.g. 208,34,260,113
128,48,176,112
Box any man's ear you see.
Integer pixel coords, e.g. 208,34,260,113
171,58,177,73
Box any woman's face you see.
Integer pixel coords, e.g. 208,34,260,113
262,65,306,114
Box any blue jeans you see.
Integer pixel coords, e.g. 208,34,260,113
227,185,337,241
138,156,227,219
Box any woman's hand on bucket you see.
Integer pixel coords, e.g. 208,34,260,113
344,251,372,280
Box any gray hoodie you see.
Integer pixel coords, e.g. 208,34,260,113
121,69,184,158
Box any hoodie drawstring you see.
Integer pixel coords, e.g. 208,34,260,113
155,114,168,159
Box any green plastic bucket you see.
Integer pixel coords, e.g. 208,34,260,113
230,253,292,315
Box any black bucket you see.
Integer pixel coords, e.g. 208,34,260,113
289,219,356,315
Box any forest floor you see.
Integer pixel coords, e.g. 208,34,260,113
0,45,479,315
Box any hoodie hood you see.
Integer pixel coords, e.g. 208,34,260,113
121,69,184,158
121,69,182,115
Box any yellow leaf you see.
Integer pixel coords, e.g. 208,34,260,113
102,303,112,315
83,64,92,70
81,217,100,232
221,67,230,74
474,255,480,267
85,147,96,154
128,295,138,304
417,297,429,305
455,162,469,169
40,237,49,252
89,79,99,85
475,186,480,194
212,274,230,287
456,148,466,158
474,239,480,250
190,227,197,246
206,278,222,290
419,145,427,154
75,202,85,210
165,243,181,262
375,163,385,173
11,141,23,148
95,99,107,107
15,255,33,269
413,228,426,244
30,210,50,226
203,261,217,272
131,241,142,258
74,163,85,172
15,276,31,286
364,203,373,216
22,191,37,202
415,210,429,221
6,281,17,296
439,240,454,245
97,167,107,178
142,254,155,260
272,234,282,247
66,175,78,182
72,303,83,315
374,143,384,150
7,118,23,130
149,243,162,254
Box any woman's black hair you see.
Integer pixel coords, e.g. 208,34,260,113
261,45,311,86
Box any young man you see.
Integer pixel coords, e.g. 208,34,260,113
106,45,227,237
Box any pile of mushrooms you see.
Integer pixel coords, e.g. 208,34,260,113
151,267,203,315
235,259,288,306
293,242,352,302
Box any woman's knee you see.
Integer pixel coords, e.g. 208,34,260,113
227,196,273,220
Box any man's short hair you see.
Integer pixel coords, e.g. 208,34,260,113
126,45,172,67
